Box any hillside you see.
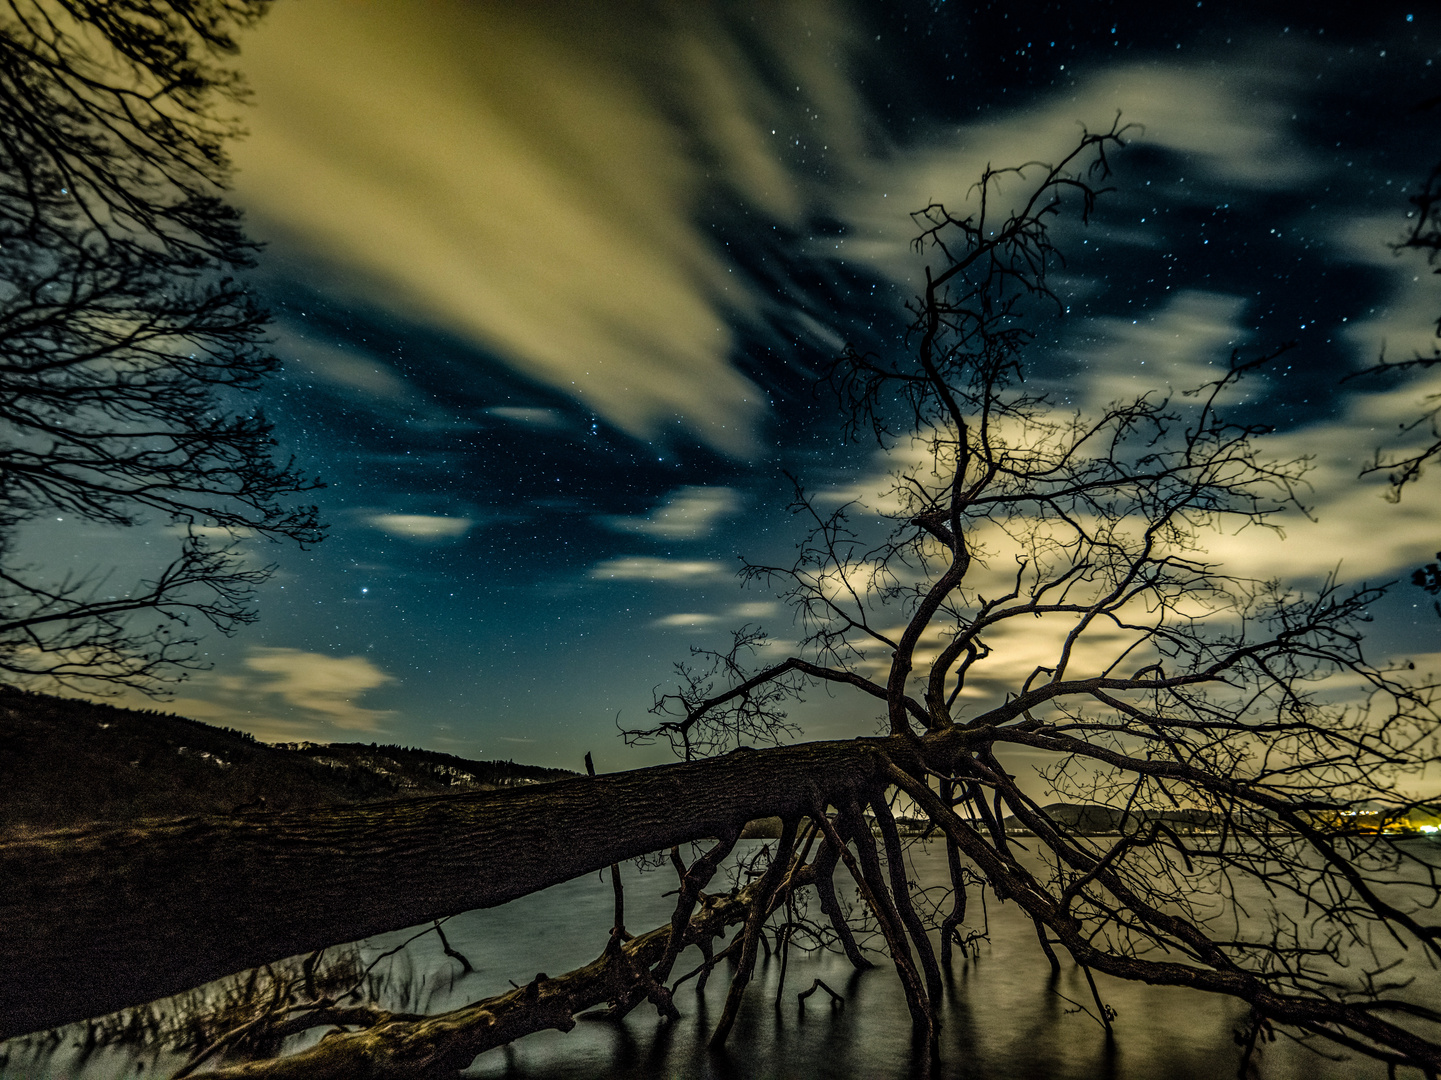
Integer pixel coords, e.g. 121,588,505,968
1000,803,1224,835
0,688,576,832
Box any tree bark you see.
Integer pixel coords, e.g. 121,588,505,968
0,737,901,1038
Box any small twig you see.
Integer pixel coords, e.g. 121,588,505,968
671,931,743,991
351,922,448,994
797,978,845,1010
433,920,474,974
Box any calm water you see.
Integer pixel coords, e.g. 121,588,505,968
5,839,1439,1079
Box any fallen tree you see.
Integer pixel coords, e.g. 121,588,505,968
6,127,1441,1077
177,836,790,1080
0,736,884,1038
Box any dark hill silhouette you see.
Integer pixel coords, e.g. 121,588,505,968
0,688,576,831
1001,802,1224,835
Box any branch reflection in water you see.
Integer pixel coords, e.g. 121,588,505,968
5,838,1438,1080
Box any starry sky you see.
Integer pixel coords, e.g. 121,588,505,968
55,0,1441,772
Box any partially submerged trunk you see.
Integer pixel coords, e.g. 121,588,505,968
188,859,789,1080
7,726,1441,1076
0,736,899,1038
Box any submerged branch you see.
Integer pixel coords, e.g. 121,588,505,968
193,874,775,1080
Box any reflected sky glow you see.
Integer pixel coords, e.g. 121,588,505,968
50,1,1441,783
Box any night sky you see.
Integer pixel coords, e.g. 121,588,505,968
52,0,1441,776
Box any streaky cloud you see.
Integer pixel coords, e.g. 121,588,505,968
367,514,474,540
589,556,730,582
232,0,875,458
244,648,396,733
602,486,740,540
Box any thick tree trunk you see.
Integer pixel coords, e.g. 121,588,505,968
0,737,904,1038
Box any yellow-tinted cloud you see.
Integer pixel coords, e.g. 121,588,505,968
851,612,1155,701
652,612,725,628
230,1,1312,465
837,62,1309,281
367,514,474,540
651,600,780,630
1335,213,1441,367
732,601,780,619
827,398,1441,596
1197,381,1441,584
244,648,395,731
156,695,326,746
232,0,870,457
603,486,740,540
590,556,730,583
1074,290,1250,407
113,649,400,742
274,330,417,403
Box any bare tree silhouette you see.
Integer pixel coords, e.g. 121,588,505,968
1343,101,1441,620
5,125,1440,1078
1351,154,1441,494
0,0,321,693
615,123,1441,1070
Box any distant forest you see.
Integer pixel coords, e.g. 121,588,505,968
0,689,576,831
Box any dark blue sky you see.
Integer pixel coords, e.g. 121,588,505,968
51,0,1441,775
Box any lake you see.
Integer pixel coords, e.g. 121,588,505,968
4,838,1438,1079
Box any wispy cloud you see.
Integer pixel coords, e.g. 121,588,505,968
837,61,1310,282
138,648,400,741
652,612,724,628
590,557,731,583
236,0,872,457
367,514,474,540
603,486,740,540
244,648,395,731
485,406,565,428
731,601,779,619
650,599,779,629
1333,213,1441,367
1071,290,1251,407
233,0,1316,465
1197,379,1441,584
275,329,417,403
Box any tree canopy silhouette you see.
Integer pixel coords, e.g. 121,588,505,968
612,124,1441,1070
6,121,1440,1078
1348,98,1441,618
0,0,319,694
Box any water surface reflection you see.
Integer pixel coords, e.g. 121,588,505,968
5,839,1437,1079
